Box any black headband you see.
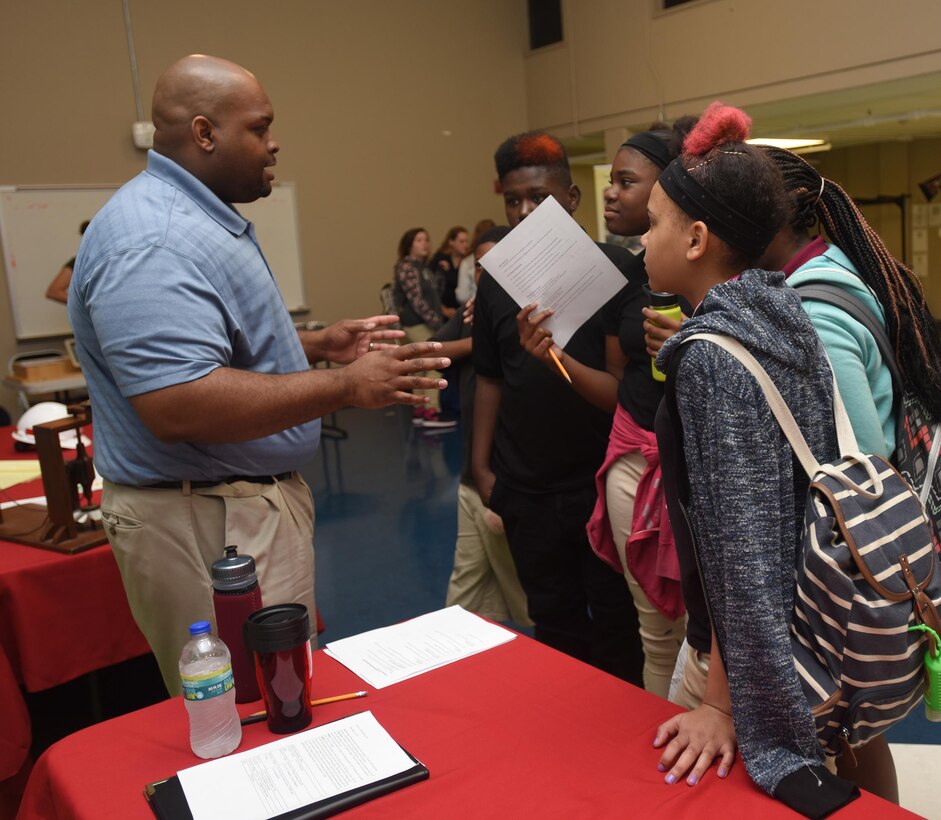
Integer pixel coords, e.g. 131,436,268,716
658,158,777,258
622,132,672,170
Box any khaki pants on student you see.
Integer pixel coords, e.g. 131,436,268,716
446,483,533,626
402,323,441,411
605,452,685,698
668,638,711,710
101,474,316,696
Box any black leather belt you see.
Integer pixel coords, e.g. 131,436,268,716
145,471,294,490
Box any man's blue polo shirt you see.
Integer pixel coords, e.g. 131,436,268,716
69,151,320,485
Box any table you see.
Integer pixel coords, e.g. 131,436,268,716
16,632,916,820
3,373,87,410
0,426,149,783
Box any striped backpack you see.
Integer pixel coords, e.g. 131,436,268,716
689,333,941,756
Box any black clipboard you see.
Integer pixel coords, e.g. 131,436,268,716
144,716,428,820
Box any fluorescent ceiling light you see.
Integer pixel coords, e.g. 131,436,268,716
792,141,831,155
746,138,826,149
569,151,607,166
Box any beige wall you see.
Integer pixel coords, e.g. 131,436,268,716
815,139,941,317
570,164,600,239
4,0,940,415
0,0,527,412
527,0,941,134
529,0,941,316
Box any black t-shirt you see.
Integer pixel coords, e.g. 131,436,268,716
431,312,475,484
472,243,633,493
599,249,664,431
430,252,459,309
601,250,693,431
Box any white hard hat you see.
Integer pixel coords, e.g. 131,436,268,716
12,402,90,449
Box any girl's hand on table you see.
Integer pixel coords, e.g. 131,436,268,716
653,703,737,787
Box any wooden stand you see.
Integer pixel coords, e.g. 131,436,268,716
0,403,106,554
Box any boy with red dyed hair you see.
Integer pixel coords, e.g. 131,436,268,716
471,131,643,682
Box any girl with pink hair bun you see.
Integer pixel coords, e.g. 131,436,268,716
681,101,751,156
645,103,870,816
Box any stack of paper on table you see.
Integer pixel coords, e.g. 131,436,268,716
147,711,427,820
0,460,41,490
0,464,102,505
324,606,516,689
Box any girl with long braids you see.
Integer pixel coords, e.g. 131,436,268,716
762,146,941,456
515,120,695,697
750,146,941,806
648,104,864,817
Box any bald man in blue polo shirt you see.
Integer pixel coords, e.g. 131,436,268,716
69,55,450,694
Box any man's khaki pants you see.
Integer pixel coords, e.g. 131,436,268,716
101,474,315,695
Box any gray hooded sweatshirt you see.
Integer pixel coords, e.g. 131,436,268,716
656,270,857,813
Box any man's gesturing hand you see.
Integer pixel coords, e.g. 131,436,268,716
311,315,404,365
342,341,450,409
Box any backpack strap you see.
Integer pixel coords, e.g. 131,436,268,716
794,280,903,393
924,427,941,508
795,280,941,508
684,333,883,498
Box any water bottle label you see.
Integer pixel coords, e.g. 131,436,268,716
181,664,235,701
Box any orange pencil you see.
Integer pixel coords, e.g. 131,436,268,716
309,690,367,707
548,348,572,383
241,690,367,726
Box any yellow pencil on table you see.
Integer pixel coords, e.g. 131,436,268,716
240,690,367,726
548,348,572,383
310,690,368,707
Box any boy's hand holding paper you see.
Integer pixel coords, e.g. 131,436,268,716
516,304,572,382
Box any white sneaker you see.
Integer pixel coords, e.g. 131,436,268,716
420,410,458,429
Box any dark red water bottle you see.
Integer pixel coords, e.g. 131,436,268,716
212,545,262,703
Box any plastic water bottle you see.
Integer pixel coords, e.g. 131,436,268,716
926,646,941,722
922,628,941,722
179,621,242,758
909,623,941,722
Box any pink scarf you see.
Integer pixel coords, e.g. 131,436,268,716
586,405,684,620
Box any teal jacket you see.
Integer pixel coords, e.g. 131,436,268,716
788,244,895,457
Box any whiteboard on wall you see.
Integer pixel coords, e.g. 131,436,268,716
0,187,114,339
238,183,307,313
0,182,306,340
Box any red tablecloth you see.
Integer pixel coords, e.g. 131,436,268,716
0,426,149,781
16,632,915,820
